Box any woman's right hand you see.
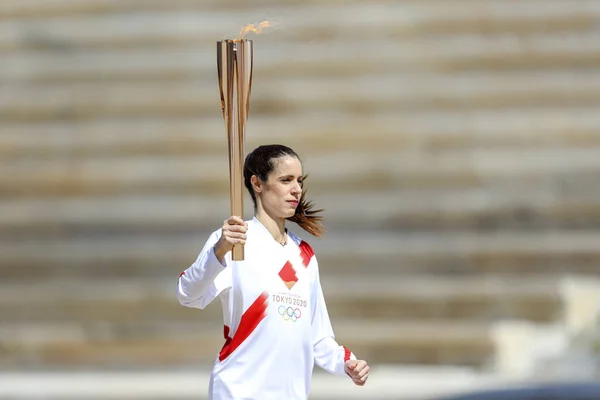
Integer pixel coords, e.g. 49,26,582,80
214,216,248,262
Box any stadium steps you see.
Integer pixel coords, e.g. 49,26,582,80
1,0,598,40
0,1,598,53
0,276,562,323
1,232,600,281
2,110,600,157
1,183,600,234
3,72,600,121
1,0,600,371
2,32,600,84
3,148,600,197
0,319,494,369
1,0,600,84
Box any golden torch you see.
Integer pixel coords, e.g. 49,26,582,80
217,33,256,261
217,22,268,261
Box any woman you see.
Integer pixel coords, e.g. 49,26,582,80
176,144,370,400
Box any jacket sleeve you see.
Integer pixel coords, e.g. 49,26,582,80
176,230,231,309
311,257,357,377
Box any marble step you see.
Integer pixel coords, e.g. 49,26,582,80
3,30,600,84
0,276,562,324
2,110,600,159
3,148,600,197
1,231,599,280
0,367,512,400
3,72,600,121
2,184,600,236
0,1,598,49
0,319,494,369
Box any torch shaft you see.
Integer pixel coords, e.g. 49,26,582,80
217,40,253,261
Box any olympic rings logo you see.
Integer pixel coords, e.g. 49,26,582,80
278,305,302,322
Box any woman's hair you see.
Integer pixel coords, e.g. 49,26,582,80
243,144,325,237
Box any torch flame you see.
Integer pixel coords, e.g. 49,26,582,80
239,20,270,38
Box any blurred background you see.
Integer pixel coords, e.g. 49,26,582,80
1,0,600,399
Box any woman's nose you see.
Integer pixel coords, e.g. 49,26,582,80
292,181,302,194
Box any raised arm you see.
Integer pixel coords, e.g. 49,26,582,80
176,216,247,309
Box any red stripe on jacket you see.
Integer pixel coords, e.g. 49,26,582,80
299,241,315,267
219,292,269,362
343,346,352,362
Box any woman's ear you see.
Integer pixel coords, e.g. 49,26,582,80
250,175,262,194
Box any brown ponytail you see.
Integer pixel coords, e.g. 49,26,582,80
286,175,325,237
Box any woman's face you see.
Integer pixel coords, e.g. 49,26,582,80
255,156,303,220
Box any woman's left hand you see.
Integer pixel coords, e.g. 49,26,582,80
344,359,370,386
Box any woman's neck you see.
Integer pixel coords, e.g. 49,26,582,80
255,209,287,244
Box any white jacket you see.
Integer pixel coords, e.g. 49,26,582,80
176,217,356,400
